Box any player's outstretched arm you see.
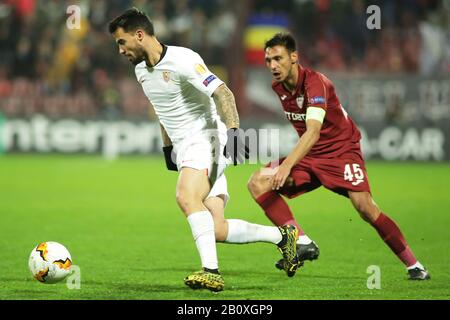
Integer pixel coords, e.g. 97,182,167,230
284,119,321,166
272,114,322,190
212,84,249,165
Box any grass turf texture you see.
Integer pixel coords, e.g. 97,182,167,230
0,155,449,300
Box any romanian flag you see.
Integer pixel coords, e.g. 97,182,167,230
244,14,289,66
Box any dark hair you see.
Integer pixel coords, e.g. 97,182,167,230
264,33,296,52
108,7,154,35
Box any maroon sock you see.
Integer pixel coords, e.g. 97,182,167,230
255,191,305,235
371,213,417,267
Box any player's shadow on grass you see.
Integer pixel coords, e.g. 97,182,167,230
130,267,197,273
223,269,281,277
131,267,276,277
301,274,365,280
222,269,365,281
127,267,276,278
84,275,273,293
84,280,188,293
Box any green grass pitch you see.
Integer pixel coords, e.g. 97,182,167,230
0,155,449,300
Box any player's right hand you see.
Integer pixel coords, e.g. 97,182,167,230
223,128,250,165
271,163,292,190
163,145,178,171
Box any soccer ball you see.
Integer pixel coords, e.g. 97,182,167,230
28,241,72,284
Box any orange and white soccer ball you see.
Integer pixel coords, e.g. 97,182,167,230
28,241,72,284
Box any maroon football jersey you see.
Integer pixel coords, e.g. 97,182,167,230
272,65,362,158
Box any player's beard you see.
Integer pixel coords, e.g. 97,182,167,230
130,47,147,66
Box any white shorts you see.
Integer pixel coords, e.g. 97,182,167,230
174,129,231,205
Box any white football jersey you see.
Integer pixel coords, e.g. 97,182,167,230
135,45,226,145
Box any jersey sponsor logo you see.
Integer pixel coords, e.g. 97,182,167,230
285,111,306,121
280,95,288,101
203,75,217,87
296,95,304,108
309,96,326,105
195,63,207,75
162,71,171,82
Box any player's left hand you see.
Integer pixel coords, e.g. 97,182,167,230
223,128,250,165
271,163,292,190
163,145,178,171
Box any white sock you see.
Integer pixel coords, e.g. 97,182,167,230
225,219,282,244
297,234,312,245
407,261,425,270
187,211,218,270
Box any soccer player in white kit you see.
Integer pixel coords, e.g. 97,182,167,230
109,8,299,292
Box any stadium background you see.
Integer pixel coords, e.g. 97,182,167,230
0,0,449,300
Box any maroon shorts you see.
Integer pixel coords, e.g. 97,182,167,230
266,150,371,198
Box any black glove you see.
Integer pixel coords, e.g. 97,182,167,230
163,146,178,171
223,128,250,165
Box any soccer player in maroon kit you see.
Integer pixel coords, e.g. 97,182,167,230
247,33,430,280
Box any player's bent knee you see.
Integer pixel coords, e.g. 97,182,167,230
350,192,381,224
246,172,258,194
176,191,202,214
354,200,380,224
175,194,189,214
358,211,372,223
247,172,270,198
354,201,370,217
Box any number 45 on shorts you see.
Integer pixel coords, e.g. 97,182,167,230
344,163,365,186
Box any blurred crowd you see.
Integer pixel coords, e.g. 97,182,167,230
279,0,450,74
0,0,237,119
0,0,448,119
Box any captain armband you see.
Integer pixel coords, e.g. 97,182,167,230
305,107,326,124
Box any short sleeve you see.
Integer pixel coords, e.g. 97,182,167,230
180,52,224,97
306,72,328,111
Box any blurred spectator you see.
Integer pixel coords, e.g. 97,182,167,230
419,7,448,75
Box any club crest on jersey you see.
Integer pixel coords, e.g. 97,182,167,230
162,71,171,82
296,95,304,108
